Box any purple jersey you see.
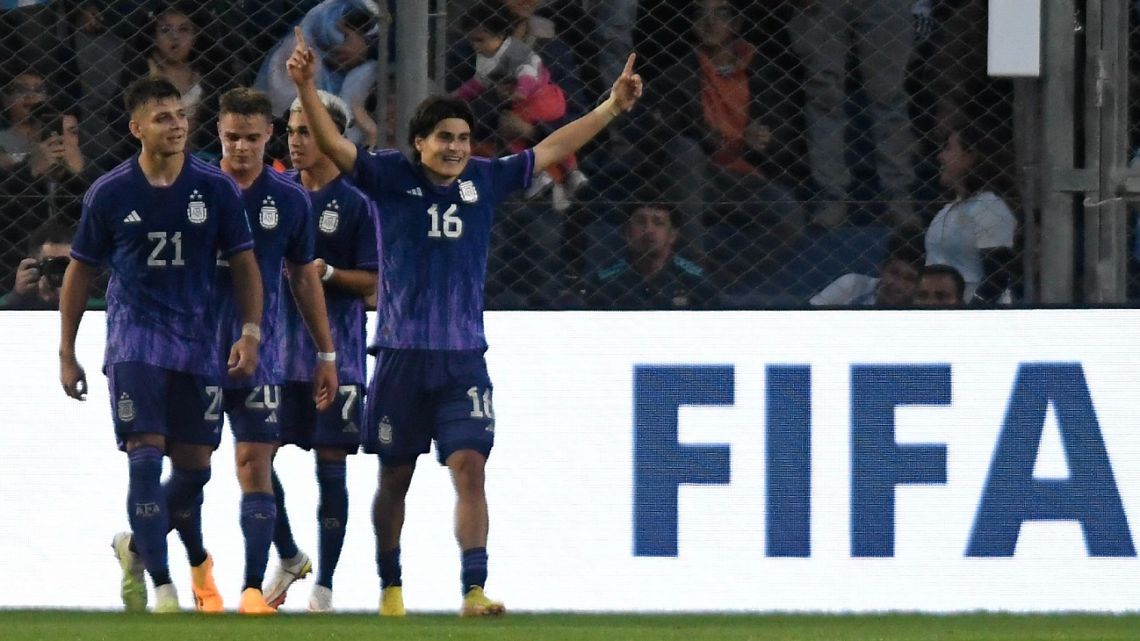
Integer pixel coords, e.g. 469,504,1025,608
351,146,534,350
72,153,253,377
281,172,378,384
214,167,314,388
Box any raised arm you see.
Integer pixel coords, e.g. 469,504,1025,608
58,259,95,400
532,53,643,174
287,27,358,173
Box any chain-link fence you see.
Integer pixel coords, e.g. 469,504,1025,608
0,0,1024,310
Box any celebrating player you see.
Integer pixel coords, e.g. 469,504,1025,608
286,26,642,616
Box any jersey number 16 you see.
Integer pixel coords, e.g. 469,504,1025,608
427,204,463,239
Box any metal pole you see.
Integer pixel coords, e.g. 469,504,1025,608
1038,0,1078,303
431,0,448,95
374,4,391,149
396,0,430,155
1012,78,1039,303
1090,0,1128,302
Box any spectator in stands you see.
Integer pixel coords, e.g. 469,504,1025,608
0,102,95,289
0,0,60,81
914,263,965,307
55,0,128,173
787,0,917,228
0,71,49,165
457,1,588,211
577,0,638,88
925,122,1017,304
588,200,715,310
810,232,923,306
447,0,588,148
0,219,85,310
647,0,804,274
255,0,383,145
117,1,228,156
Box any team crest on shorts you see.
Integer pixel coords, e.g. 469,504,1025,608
259,196,278,229
378,415,393,444
187,190,208,224
319,200,340,234
117,393,136,422
458,180,478,203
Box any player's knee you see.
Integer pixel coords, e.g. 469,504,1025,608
379,463,415,496
446,450,486,496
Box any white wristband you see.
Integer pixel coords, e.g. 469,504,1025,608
316,351,337,362
241,322,261,342
321,264,336,282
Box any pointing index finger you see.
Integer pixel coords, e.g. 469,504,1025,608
622,53,636,77
294,26,307,52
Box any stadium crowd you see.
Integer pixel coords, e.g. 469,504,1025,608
0,0,1019,308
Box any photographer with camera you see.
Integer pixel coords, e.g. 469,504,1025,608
0,219,98,310
0,100,96,293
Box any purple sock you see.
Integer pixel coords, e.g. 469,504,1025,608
164,466,210,567
240,492,277,590
316,461,348,589
460,547,488,594
127,446,171,586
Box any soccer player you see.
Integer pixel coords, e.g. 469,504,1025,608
261,91,378,612
58,77,263,614
286,27,643,616
213,87,339,614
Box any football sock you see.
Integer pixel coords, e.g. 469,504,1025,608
460,547,488,593
127,445,171,586
378,547,402,588
164,466,210,567
240,492,277,590
316,461,348,589
270,470,299,560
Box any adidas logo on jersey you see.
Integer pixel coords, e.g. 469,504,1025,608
123,210,142,224
406,187,423,198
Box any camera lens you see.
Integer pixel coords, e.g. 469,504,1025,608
39,256,70,288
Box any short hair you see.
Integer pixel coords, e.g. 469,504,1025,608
407,95,474,149
627,183,682,229
883,231,924,271
123,77,181,114
459,1,516,36
26,218,74,256
219,87,273,120
921,264,966,300
289,90,351,134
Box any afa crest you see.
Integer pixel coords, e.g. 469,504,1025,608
319,200,340,234
458,180,479,203
117,393,136,422
378,415,393,444
259,196,278,229
187,189,208,224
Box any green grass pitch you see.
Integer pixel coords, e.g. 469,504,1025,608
3,611,1140,641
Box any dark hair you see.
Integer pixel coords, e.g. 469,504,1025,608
123,77,181,113
219,87,273,120
884,228,924,271
953,120,1017,203
407,95,474,153
626,182,683,229
922,264,966,300
140,1,208,65
26,218,74,255
460,1,516,36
